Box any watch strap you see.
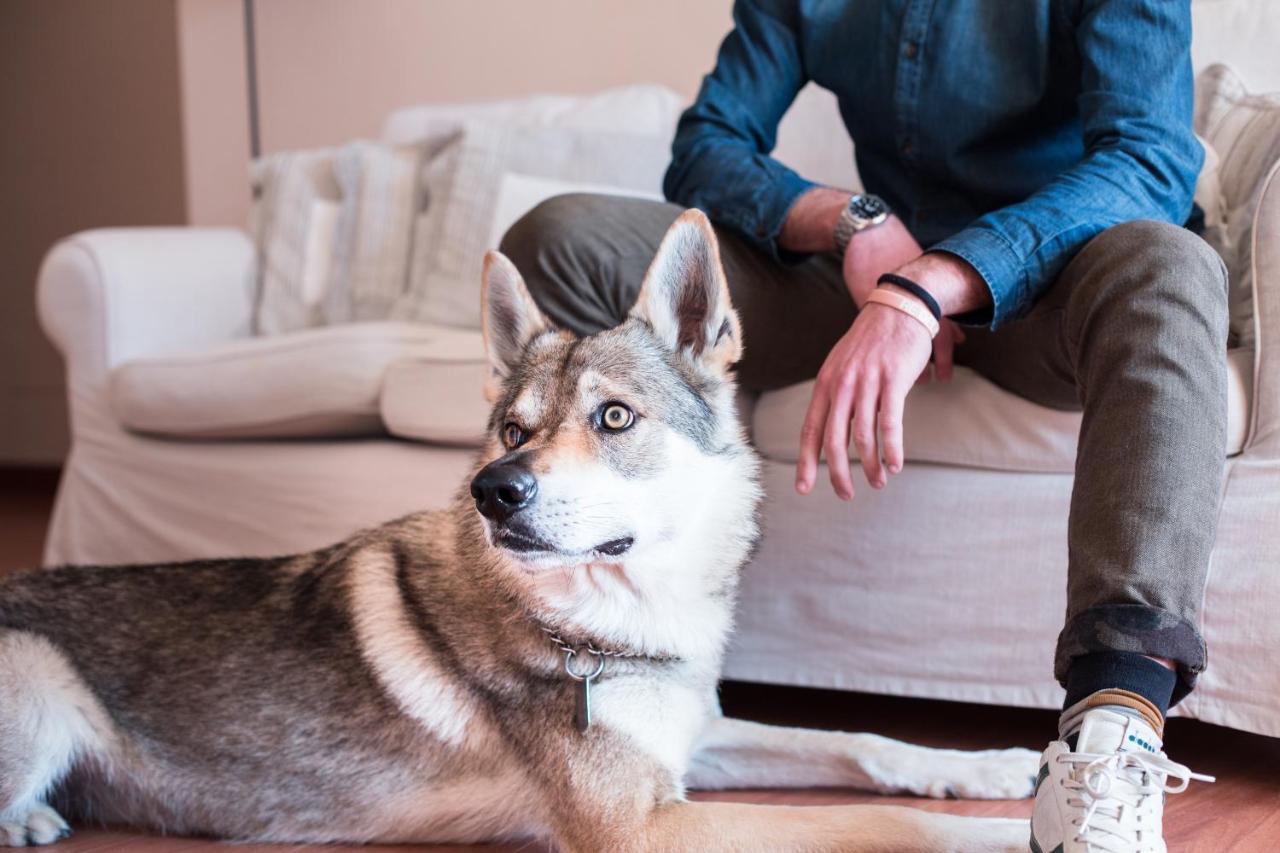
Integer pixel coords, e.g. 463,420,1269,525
834,210,858,255
834,194,889,254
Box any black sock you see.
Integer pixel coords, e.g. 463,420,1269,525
1063,651,1177,717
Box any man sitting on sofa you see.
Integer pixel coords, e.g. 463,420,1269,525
500,1,1224,849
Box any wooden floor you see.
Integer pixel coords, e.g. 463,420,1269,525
2,467,1277,852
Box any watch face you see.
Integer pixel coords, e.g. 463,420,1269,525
849,194,889,222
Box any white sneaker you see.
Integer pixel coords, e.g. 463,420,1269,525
1029,708,1213,853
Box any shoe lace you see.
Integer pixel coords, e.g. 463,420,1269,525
1057,750,1214,853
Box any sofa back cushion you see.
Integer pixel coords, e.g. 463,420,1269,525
250,142,424,334
1195,64,1280,348
1191,0,1280,93
391,120,670,328
380,83,685,145
250,147,342,334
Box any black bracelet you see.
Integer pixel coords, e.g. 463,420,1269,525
877,273,942,321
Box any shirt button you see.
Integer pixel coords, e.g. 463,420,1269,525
901,141,914,157
904,42,919,59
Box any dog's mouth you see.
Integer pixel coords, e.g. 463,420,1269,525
493,525,634,560
494,527,557,554
593,537,634,557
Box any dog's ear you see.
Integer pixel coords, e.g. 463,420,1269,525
630,209,742,370
481,251,550,400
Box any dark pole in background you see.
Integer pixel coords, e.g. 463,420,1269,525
243,0,261,159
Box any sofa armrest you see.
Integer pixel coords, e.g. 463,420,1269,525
37,228,255,385
1246,158,1280,457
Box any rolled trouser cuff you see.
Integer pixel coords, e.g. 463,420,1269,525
1054,604,1207,706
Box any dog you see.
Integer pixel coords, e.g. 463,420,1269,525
1,210,1037,852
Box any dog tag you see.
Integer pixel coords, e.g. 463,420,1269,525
575,674,593,733
564,650,605,734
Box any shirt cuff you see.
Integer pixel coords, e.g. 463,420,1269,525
929,225,1027,329
753,171,817,265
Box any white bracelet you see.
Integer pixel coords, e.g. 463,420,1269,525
865,288,941,338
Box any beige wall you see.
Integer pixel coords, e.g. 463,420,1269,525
1,0,188,465
177,0,251,227
181,0,734,226
254,0,732,149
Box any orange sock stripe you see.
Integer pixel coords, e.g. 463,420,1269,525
1083,689,1165,735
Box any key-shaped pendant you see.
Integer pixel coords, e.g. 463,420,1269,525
574,674,593,733
564,650,606,733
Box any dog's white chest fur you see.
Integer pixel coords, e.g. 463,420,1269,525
592,677,711,788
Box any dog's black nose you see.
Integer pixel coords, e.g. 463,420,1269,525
470,462,538,522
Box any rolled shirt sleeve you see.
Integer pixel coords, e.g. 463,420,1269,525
931,0,1204,327
663,0,816,260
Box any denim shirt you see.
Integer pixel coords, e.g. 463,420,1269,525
663,0,1202,327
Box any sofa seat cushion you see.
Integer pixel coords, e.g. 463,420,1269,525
752,348,1254,474
110,322,480,439
380,342,490,447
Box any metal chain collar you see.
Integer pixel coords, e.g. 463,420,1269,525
535,623,682,733
539,625,657,661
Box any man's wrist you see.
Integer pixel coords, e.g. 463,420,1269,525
886,252,990,318
864,289,939,338
779,187,854,254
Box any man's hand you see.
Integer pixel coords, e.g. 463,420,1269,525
921,319,967,384
795,303,932,500
780,187,992,497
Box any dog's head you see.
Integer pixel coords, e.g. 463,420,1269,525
466,210,760,655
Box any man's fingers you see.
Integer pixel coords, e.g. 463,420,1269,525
823,376,857,501
880,379,909,475
852,377,883,489
933,331,954,382
795,384,830,495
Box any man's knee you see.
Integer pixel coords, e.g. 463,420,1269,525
498,194,603,282
494,194,625,333
496,193,683,334
1066,219,1228,327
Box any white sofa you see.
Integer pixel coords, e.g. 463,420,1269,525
36,5,1280,737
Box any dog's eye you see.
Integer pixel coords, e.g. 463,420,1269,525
501,422,526,448
599,403,635,432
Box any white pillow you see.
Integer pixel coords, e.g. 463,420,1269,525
329,141,423,323
393,120,672,328
1195,64,1280,348
249,141,422,335
250,148,341,334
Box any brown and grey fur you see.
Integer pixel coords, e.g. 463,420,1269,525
1,211,1035,851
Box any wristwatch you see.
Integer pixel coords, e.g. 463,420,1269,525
833,194,891,254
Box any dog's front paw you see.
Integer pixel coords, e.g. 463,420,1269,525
0,804,71,847
922,747,1039,800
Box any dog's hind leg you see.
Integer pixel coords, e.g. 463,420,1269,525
686,716,1038,800
0,632,111,847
